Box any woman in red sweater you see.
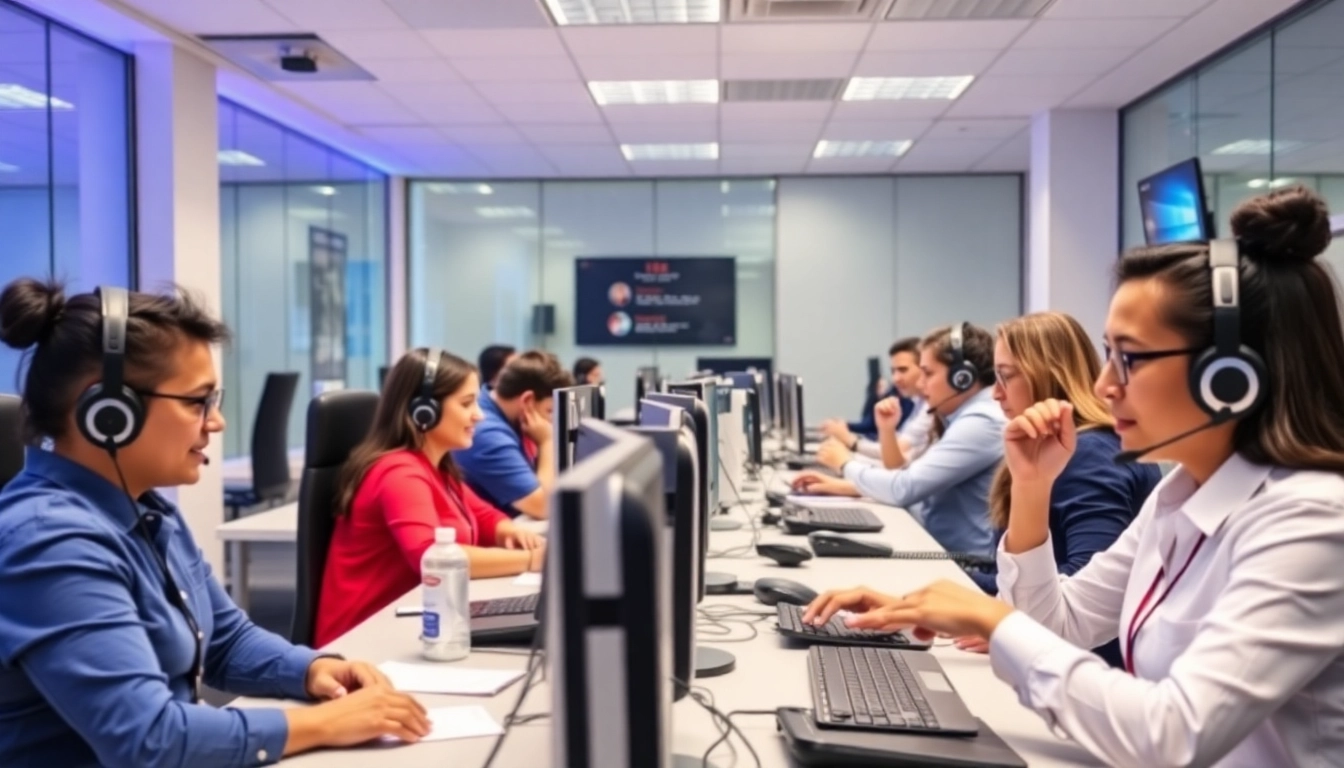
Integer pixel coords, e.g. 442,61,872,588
314,348,545,647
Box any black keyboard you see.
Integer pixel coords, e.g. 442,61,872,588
776,604,930,650
781,504,884,534
810,646,939,731
469,593,539,618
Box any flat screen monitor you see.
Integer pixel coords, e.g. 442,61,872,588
644,393,709,519
554,385,599,472
1138,157,1211,245
549,420,671,767
666,379,720,512
635,366,659,404
724,372,762,466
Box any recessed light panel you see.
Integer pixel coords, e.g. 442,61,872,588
544,0,720,24
814,140,913,158
621,143,719,161
843,76,975,101
589,80,720,105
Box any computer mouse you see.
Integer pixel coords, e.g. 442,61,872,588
766,490,787,507
756,543,813,567
760,510,782,526
753,577,820,607
808,531,894,558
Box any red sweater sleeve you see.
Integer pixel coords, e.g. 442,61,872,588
457,479,508,547
372,461,472,570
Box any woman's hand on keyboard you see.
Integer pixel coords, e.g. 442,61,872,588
803,587,901,626
832,580,1015,643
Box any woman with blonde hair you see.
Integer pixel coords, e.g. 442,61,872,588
961,311,1160,665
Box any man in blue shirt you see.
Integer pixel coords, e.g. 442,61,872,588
821,337,924,460
801,323,1005,556
456,350,574,519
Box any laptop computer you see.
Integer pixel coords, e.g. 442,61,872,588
399,588,542,643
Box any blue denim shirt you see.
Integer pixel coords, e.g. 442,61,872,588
454,392,539,517
844,388,1005,555
0,448,320,767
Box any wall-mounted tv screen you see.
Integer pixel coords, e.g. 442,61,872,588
1138,158,1211,245
575,257,736,346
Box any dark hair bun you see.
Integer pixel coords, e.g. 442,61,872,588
1230,185,1332,266
0,278,67,350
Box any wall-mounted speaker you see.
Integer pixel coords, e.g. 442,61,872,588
532,304,556,336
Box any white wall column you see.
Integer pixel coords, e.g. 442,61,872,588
1028,109,1120,345
388,175,408,361
134,42,224,572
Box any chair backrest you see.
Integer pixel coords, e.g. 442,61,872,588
0,395,23,490
249,372,301,501
290,389,379,647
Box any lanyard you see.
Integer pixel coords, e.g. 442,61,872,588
1124,533,1207,675
443,477,476,545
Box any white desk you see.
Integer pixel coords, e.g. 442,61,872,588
215,502,298,613
221,448,306,486
230,486,1099,767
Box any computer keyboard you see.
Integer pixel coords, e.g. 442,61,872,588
810,646,940,731
781,503,884,534
469,593,539,618
776,604,930,650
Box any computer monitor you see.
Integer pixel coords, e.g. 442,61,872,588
792,377,807,455
774,372,791,436
725,372,763,468
666,379,721,512
635,366,659,404
549,420,671,767
1138,157,1211,245
553,384,600,472
593,384,607,420
631,403,701,699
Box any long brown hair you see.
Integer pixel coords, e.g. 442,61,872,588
1115,185,1344,473
334,347,476,517
988,312,1113,528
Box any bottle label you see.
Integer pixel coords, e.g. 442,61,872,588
424,574,442,587
423,611,441,639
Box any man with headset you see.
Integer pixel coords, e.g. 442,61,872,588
795,322,1005,557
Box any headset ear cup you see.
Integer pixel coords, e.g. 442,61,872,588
949,364,976,393
76,384,145,449
1189,346,1267,419
409,397,441,432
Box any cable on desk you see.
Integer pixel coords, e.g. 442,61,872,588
702,711,777,767
480,628,545,768
671,676,766,768
707,455,767,560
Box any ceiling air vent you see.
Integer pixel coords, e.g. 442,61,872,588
727,0,887,21
886,0,1055,20
723,78,847,102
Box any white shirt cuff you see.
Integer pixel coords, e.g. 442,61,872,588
996,533,1059,603
989,610,1062,691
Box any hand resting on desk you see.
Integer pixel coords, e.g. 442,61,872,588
283,658,432,756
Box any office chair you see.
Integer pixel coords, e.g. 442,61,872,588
290,389,379,647
224,371,300,520
0,394,23,490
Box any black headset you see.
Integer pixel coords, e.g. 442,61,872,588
75,286,146,450
78,286,205,704
409,347,443,431
1190,239,1267,421
946,322,979,393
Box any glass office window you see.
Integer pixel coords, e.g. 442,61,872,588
0,0,131,393
218,100,387,458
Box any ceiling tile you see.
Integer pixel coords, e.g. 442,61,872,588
470,144,555,167
387,0,550,29
474,81,594,105
493,101,605,124
988,47,1136,76
721,120,824,143
719,142,811,159
320,28,439,59
540,146,631,176
893,154,973,173
867,20,1030,51
561,25,718,56
853,49,1001,77
358,57,461,83
943,73,1093,117
923,118,1029,139
421,28,567,57
830,100,953,121
123,0,303,34
267,0,408,30
1043,0,1211,18
905,136,1005,158
720,155,808,174
625,159,720,176
609,121,718,143
381,81,490,108
517,123,615,144
449,55,580,82
575,54,718,80
1013,18,1181,48
807,156,899,173
600,104,719,124
280,81,424,124
821,119,933,141
721,102,834,121
356,124,441,144
970,131,1030,171
721,23,871,53
721,52,858,80
437,123,528,144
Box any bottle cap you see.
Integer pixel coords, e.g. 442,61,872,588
434,527,456,545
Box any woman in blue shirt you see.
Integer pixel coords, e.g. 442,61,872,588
0,279,429,767
959,311,1160,664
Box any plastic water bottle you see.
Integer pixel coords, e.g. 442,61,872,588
421,527,470,661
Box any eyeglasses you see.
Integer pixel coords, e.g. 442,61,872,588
136,388,226,425
1102,345,1198,385
993,368,1020,389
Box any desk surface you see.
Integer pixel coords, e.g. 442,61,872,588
216,502,298,543
231,473,1099,767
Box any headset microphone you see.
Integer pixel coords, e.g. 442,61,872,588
1113,418,1222,465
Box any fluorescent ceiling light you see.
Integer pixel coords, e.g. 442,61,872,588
513,226,564,239
218,150,266,167
813,140,913,159
1211,139,1304,155
0,83,73,110
621,143,718,161
476,206,536,219
312,185,337,196
425,183,493,195
0,160,17,172
843,76,974,101
721,204,776,218
1247,177,1297,189
589,80,719,105
544,0,719,25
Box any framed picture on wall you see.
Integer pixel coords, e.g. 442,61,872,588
309,226,348,383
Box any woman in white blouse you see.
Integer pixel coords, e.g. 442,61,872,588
805,185,1344,768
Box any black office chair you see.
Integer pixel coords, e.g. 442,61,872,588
289,389,379,647
0,394,24,490
224,372,300,520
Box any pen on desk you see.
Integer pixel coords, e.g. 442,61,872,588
395,607,425,617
